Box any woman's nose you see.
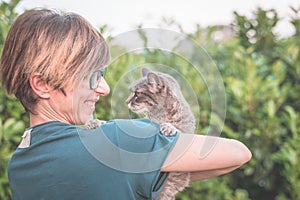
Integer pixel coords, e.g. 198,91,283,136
94,77,110,96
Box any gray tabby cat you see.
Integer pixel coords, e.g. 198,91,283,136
125,67,196,200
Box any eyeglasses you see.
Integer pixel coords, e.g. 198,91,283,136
89,68,106,90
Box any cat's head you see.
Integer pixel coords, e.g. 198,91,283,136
125,68,181,115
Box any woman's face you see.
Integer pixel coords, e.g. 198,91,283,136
44,68,110,125
72,69,110,125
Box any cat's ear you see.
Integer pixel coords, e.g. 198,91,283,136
147,72,162,86
142,67,151,77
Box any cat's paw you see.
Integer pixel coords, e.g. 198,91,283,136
160,122,177,136
85,119,106,130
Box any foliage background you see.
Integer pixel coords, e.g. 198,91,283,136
0,1,300,199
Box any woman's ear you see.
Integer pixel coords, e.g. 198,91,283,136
29,73,51,99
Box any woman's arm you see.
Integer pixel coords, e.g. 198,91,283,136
161,134,251,179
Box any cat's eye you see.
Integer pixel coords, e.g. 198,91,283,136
135,91,141,96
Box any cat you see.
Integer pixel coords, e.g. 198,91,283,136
125,67,196,200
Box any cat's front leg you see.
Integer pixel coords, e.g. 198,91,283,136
160,122,177,136
85,119,106,130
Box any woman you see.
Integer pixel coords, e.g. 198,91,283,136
0,9,251,200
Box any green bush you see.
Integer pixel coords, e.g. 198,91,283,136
0,1,299,199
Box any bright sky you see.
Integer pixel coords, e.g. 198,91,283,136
15,0,300,38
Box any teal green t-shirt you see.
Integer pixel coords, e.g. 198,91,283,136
8,119,179,200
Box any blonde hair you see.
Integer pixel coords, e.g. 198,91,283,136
0,9,110,112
